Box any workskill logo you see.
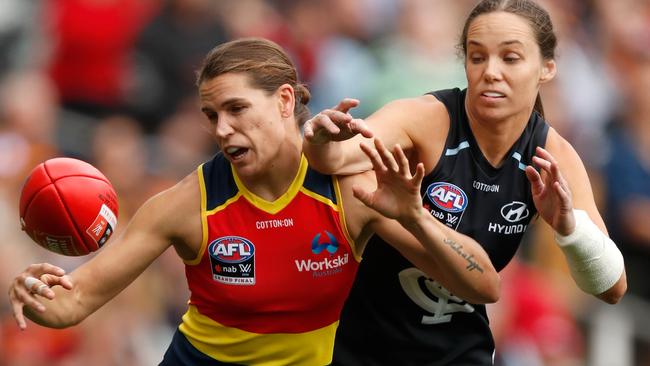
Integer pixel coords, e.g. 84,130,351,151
296,230,348,277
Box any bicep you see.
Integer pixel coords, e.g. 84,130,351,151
335,98,435,175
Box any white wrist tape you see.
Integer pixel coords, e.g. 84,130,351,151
554,209,624,295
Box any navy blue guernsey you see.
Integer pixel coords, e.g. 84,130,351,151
333,88,549,365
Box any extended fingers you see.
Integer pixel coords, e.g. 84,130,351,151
332,98,360,113
28,263,66,277
374,138,399,172
525,165,545,195
304,112,343,138
360,141,387,173
532,150,569,189
349,118,374,138
413,163,425,188
392,144,412,178
553,181,572,208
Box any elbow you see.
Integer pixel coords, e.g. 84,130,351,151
597,273,627,305
465,272,501,304
480,273,501,304
599,289,625,305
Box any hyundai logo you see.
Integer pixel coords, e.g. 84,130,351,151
500,201,529,223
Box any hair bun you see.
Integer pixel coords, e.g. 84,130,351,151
295,83,311,105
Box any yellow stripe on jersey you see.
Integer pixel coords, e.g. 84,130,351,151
186,164,243,266
232,155,309,214
179,305,337,366
332,176,362,262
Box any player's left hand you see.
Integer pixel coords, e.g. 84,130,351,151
8,263,73,330
525,146,576,236
352,138,425,223
303,98,373,145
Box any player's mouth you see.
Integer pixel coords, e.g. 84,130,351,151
225,146,249,161
480,91,506,100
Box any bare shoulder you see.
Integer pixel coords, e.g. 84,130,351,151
370,95,448,127
544,127,582,167
374,95,450,172
544,127,601,216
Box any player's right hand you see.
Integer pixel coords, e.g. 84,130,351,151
303,98,373,144
8,263,73,329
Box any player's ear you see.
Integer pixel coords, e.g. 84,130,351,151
540,59,556,83
277,84,294,118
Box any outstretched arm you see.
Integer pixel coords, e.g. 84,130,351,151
303,95,448,175
8,174,201,329
350,138,500,304
303,98,374,174
526,130,627,304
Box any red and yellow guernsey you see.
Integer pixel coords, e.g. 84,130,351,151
180,153,360,365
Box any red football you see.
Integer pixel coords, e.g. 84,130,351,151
19,157,119,256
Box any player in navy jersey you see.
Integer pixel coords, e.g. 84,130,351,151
304,0,627,364
8,38,499,365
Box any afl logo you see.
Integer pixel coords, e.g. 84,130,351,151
500,201,529,223
426,182,468,213
209,236,255,264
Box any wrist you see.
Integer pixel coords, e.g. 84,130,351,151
554,209,625,295
398,206,430,232
554,209,582,246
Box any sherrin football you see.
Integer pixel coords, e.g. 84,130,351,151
19,157,119,256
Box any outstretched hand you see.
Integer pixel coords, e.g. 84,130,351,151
8,263,73,329
525,146,575,235
352,138,425,224
303,98,373,144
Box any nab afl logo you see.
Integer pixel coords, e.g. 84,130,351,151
426,182,468,213
209,236,255,263
209,236,256,285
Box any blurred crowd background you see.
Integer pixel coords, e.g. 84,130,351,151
0,0,648,365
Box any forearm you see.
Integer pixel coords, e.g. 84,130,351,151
400,208,500,303
303,140,346,174
555,209,626,303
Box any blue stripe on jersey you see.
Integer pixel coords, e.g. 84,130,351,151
303,167,337,204
445,141,470,156
202,153,239,211
160,329,244,366
511,152,528,171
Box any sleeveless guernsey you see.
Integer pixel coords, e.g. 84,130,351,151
166,154,360,365
333,88,549,365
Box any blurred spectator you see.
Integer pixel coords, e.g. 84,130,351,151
364,0,467,113
90,115,156,220
535,0,618,168
43,0,157,118
490,258,584,366
305,0,387,116
0,71,60,196
599,55,650,366
0,0,46,78
150,97,215,182
130,0,228,133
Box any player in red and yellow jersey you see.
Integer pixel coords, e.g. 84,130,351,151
8,38,499,365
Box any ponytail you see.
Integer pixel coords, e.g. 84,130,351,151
294,83,311,126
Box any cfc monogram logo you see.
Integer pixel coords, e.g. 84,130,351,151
398,268,474,324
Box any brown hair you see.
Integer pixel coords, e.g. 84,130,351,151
197,38,311,125
458,0,557,118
